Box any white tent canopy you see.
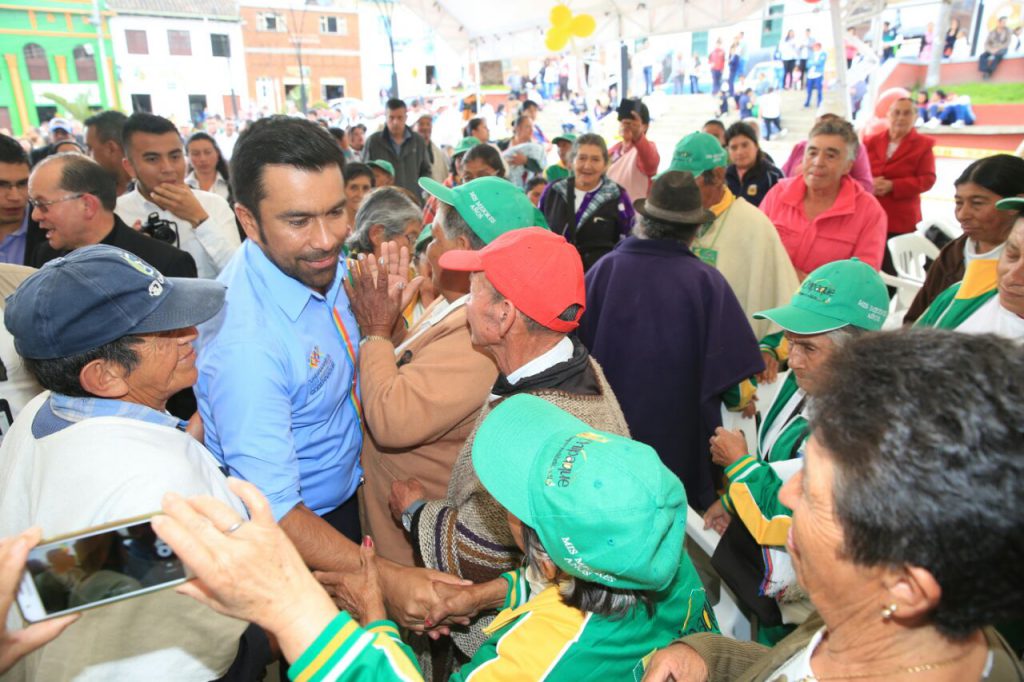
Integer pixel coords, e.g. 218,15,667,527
397,0,770,60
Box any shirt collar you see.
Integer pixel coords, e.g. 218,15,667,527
505,336,574,385
710,187,736,217
244,239,344,321
125,186,161,213
49,393,186,430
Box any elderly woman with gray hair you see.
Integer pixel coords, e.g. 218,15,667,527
346,186,422,260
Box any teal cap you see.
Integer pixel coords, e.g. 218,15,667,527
367,159,395,176
754,258,889,333
453,136,482,156
418,176,548,244
473,394,686,591
669,131,727,174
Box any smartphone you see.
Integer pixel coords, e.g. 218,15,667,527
16,516,189,623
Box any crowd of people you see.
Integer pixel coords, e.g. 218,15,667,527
0,80,1021,682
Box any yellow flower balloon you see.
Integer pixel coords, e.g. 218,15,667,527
545,4,596,52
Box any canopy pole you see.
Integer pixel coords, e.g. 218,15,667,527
926,0,953,87
829,0,852,118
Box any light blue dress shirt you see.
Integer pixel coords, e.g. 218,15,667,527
0,212,28,265
196,239,363,521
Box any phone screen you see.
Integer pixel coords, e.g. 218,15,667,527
17,518,187,622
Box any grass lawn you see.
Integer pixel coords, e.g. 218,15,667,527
917,82,1024,104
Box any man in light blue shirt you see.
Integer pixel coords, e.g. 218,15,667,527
196,117,365,551
0,135,34,265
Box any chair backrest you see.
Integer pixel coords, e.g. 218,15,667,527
888,233,940,282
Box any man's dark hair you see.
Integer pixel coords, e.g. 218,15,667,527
520,99,539,114
636,214,700,243
954,154,1024,199
809,329,1024,640
464,117,486,137
121,112,179,154
83,110,128,147
462,144,505,178
347,123,366,134
24,336,142,397
0,134,29,167
525,176,547,193
342,162,374,187
703,119,725,132
43,153,117,211
327,127,346,143
230,116,345,220
520,524,653,618
385,98,407,111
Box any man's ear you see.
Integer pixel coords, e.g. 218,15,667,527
235,203,262,244
78,358,130,400
121,156,137,180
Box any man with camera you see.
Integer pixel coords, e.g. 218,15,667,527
115,113,240,278
27,153,197,278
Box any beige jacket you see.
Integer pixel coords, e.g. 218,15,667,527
358,297,498,565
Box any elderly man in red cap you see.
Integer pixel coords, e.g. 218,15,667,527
387,226,630,672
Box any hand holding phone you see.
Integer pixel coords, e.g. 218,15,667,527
1,528,79,674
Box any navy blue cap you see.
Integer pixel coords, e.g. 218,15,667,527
4,245,226,360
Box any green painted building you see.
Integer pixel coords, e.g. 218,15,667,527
0,0,119,136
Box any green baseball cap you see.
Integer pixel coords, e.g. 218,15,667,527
453,136,481,156
995,197,1024,212
552,132,578,145
415,223,433,247
367,159,395,177
668,131,727,174
418,176,548,245
754,258,889,334
473,394,687,591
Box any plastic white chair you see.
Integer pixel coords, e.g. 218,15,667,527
888,233,940,283
685,506,753,641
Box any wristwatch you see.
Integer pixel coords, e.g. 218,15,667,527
401,499,426,533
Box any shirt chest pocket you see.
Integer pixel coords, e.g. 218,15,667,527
812,225,859,258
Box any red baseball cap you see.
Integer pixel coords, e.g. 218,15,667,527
439,227,585,332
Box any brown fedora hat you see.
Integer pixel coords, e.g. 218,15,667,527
634,171,714,226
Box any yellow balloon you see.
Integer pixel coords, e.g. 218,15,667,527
570,13,596,37
546,26,570,52
550,4,572,27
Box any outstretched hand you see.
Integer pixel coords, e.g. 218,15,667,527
343,241,423,338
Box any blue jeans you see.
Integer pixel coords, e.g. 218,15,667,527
939,103,976,125
804,77,823,107
690,75,699,93
711,69,723,94
763,117,781,139
979,49,1006,76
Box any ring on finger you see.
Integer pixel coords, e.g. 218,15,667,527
224,520,245,534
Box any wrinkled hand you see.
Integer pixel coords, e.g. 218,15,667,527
757,351,779,384
710,427,748,468
388,479,426,523
0,528,79,675
641,642,710,682
312,537,385,626
425,578,504,628
344,241,423,338
740,395,758,419
150,183,208,228
702,499,732,535
151,478,338,659
620,111,645,143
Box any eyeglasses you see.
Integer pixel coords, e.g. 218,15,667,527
28,193,84,213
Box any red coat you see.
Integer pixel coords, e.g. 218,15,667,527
864,128,936,234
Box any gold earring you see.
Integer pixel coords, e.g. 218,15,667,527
881,603,898,620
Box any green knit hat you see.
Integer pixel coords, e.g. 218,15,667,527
754,258,889,333
668,131,727,174
473,394,687,591
418,176,548,244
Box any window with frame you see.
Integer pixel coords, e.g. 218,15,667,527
73,45,97,81
210,33,231,57
257,13,285,32
168,29,192,56
23,43,50,81
319,15,346,34
126,29,149,54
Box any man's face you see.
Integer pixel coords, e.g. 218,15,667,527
371,167,394,187
461,158,498,182
344,174,373,213
466,271,504,347
702,124,726,146
784,330,838,394
225,120,236,136
28,160,91,250
997,219,1024,317
85,126,124,180
124,131,187,198
51,128,72,143
386,107,407,139
556,140,573,164
523,104,538,121
0,161,29,230
350,127,365,150
415,117,432,142
123,327,201,408
205,119,220,136
803,134,852,191
244,164,347,294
